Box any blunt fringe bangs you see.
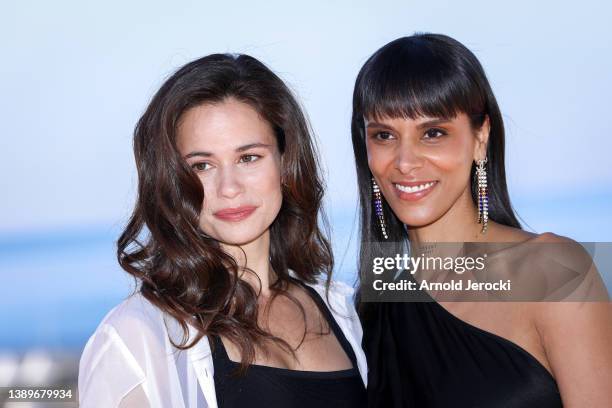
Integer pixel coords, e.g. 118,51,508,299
354,34,489,128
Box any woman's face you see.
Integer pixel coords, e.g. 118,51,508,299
176,98,283,246
364,112,488,228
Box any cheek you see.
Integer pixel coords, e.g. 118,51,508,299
198,177,215,213
245,159,282,200
427,149,469,174
366,142,393,175
426,136,474,176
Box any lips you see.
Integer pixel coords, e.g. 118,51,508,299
393,181,438,201
213,206,257,222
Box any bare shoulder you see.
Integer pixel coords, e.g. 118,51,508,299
526,233,610,321
486,226,593,267
531,231,591,260
491,226,585,245
486,229,612,404
532,231,571,243
487,222,536,242
525,234,612,405
511,231,609,323
530,298,612,405
532,231,586,248
487,223,575,245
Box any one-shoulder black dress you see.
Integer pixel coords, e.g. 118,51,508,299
362,300,563,407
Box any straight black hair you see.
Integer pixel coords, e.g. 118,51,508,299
351,33,521,302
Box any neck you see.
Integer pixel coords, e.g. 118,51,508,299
407,188,484,244
221,230,276,297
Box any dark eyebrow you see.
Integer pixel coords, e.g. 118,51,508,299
236,142,272,152
416,119,451,129
365,118,452,131
184,142,273,159
184,151,211,159
365,121,395,131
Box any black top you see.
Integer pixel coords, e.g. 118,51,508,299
362,300,563,408
212,284,366,408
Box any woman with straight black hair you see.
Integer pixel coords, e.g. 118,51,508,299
351,34,611,407
78,53,367,408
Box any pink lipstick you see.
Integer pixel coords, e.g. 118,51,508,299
213,206,257,222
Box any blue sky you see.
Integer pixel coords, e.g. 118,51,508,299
1,0,611,350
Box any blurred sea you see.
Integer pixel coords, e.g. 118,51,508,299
1,193,611,352
0,193,610,403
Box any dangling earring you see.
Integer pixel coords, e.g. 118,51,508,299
372,177,388,239
476,157,488,234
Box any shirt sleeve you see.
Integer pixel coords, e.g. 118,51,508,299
78,323,148,407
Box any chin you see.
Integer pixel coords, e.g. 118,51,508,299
208,224,268,247
220,235,262,246
391,208,440,229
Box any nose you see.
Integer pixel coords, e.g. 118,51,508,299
395,141,423,175
216,165,244,199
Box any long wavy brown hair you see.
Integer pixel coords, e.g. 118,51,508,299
117,53,333,368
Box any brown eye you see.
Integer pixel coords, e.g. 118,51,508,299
375,132,395,141
239,154,261,163
192,162,211,171
423,128,447,139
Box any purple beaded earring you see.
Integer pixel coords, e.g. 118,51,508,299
372,177,389,239
476,158,488,234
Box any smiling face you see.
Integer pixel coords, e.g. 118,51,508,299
365,112,489,229
176,98,283,246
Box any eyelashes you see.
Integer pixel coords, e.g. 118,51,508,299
238,154,262,163
423,128,447,139
373,131,395,141
192,162,211,171
370,127,448,142
190,154,263,172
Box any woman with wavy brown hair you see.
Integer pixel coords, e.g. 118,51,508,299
78,54,367,408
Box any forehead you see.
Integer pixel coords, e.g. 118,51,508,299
176,98,276,153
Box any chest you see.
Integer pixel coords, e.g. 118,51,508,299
222,289,354,371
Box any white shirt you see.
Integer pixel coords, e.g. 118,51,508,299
78,278,367,408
